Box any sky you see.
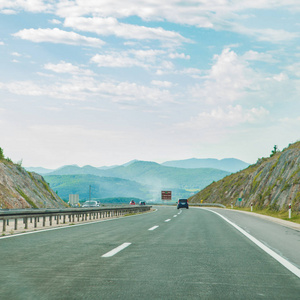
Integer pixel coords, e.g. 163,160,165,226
0,0,300,169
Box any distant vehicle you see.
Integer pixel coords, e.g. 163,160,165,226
129,200,136,205
139,201,146,205
177,199,189,209
82,200,100,208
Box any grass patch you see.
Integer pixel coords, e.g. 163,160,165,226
228,206,300,224
16,188,38,208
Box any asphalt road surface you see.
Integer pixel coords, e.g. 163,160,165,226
0,206,299,299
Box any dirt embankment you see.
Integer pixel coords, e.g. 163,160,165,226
189,142,300,211
0,160,67,209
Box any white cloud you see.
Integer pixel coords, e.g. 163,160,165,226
151,80,173,88
0,0,50,13
91,53,147,68
191,48,254,104
49,19,61,25
64,16,190,45
0,41,4,45
273,73,288,82
178,105,270,129
242,50,277,63
11,51,21,56
0,80,44,96
129,49,165,60
286,63,300,77
91,49,173,70
0,77,174,104
169,52,190,60
44,61,95,76
13,28,105,48
232,25,299,43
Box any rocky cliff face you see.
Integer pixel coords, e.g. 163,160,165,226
189,142,300,212
0,160,68,209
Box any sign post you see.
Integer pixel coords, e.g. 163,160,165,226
238,198,242,207
161,191,172,201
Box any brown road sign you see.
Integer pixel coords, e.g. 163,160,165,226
161,191,172,200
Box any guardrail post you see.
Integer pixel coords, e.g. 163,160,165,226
49,216,52,226
63,215,66,224
43,216,46,227
14,218,18,230
24,217,28,229
34,217,37,228
2,219,6,232
56,215,59,225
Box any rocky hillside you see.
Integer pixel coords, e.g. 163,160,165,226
189,142,300,212
0,159,68,209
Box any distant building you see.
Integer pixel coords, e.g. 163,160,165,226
69,194,79,206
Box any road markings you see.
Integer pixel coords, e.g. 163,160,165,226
204,208,300,279
165,219,171,222
102,243,131,258
148,225,159,231
173,215,177,218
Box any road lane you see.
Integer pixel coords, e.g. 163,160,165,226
0,206,299,299
206,207,300,269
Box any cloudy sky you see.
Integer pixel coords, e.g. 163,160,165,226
0,1,299,168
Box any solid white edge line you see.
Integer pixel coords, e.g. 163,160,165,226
148,225,159,231
200,208,300,279
0,208,158,240
102,242,131,258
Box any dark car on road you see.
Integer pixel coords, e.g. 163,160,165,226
139,201,146,205
177,199,189,209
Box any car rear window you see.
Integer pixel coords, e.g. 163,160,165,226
179,199,187,203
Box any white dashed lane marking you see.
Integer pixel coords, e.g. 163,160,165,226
102,243,132,258
148,225,159,231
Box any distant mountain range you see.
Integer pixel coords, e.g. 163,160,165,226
26,158,249,174
27,158,249,202
162,158,249,173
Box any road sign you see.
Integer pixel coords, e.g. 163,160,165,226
161,191,172,200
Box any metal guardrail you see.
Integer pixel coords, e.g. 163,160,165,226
0,205,151,233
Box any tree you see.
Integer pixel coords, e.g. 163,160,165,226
270,145,278,157
0,147,4,160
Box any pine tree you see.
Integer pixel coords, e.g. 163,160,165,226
270,145,278,157
0,147,4,160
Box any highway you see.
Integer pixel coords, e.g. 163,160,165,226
0,206,299,299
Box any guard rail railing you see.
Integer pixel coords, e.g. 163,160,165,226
0,205,151,233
